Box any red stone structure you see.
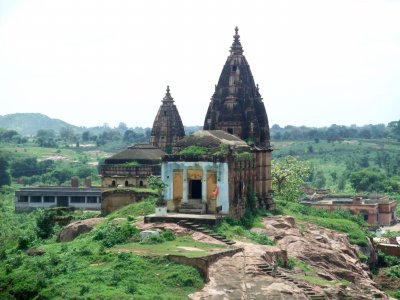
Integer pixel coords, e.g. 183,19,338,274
308,196,397,227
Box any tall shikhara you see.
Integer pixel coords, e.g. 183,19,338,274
150,86,185,153
203,27,270,147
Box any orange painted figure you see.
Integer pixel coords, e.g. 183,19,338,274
213,186,219,200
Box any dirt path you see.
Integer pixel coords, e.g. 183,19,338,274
189,242,307,300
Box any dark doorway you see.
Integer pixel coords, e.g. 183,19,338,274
190,180,202,199
227,128,233,134
57,196,69,207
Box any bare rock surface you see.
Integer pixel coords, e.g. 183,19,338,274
190,216,389,299
135,221,225,245
57,218,104,242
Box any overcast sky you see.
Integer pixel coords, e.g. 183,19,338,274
0,0,399,128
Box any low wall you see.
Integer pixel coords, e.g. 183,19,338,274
377,243,400,258
167,248,243,281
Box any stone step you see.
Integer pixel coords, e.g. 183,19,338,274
225,241,236,245
309,296,325,300
179,208,203,214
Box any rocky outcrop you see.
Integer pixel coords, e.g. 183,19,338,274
191,216,389,299
57,218,104,242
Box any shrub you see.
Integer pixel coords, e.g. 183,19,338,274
161,230,176,241
93,221,140,247
140,234,165,245
179,145,209,156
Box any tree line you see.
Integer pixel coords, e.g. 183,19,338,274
271,120,400,141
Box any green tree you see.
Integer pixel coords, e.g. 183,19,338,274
272,156,311,202
388,120,400,140
314,170,326,189
10,157,38,178
0,155,11,186
147,175,168,206
36,129,56,147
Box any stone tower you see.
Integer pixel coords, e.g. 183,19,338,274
150,86,185,153
203,27,270,147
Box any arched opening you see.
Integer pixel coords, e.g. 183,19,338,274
139,180,144,187
112,180,116,187
125,180,129,187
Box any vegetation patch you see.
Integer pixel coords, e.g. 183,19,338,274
296,275,349,287
274,200,370,246
114,236,227,258
107,196,157,219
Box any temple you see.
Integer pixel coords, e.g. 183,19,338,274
203,27,270,147
150,86,185,153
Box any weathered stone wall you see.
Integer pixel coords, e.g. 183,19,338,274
101,189,155,215
167,248,243,281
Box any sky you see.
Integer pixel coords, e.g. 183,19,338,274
0,0,399,128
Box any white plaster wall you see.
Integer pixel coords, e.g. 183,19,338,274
162,161,230,214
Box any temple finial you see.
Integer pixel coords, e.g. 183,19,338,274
162,85,174,103
230,26,243,55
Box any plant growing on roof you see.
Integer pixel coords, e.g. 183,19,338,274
147,175,168,206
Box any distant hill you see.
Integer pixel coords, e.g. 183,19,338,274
0,113,80,136
0,113,203,137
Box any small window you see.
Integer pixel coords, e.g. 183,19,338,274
232,66,237,72
31,196,42,203
71,196,85,203
164,111,167,116
43,196,55,203
87,196,98,203
18,196,29,202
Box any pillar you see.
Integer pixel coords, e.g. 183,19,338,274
202,167,207,203
183,168,188,203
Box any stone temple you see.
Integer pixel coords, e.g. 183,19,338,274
204,26,270,147
150,86,185,153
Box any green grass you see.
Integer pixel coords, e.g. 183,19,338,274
296,275,349,287
290,258,316,274
214,219,275,246
275,200,370,246
114,236,228,258
107,196,157,219
1,225,204,299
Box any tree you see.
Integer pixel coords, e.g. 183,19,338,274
147,175,168,206
272,156,311,202
10,157,38,178
388,120,400,140
59,127,75,142
81,130,90,142
314,170,326,189
36,129,56,147
0,156,11,187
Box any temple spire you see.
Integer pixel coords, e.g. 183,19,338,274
162,85,174,103
230,26,243,55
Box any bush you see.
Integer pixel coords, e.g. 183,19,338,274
140,234,165,245
92,221,140,247
179,145,209,156
160,230,176,241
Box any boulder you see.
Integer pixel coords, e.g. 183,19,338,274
57,218,104,242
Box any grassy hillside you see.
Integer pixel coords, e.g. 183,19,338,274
0,113,80,136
